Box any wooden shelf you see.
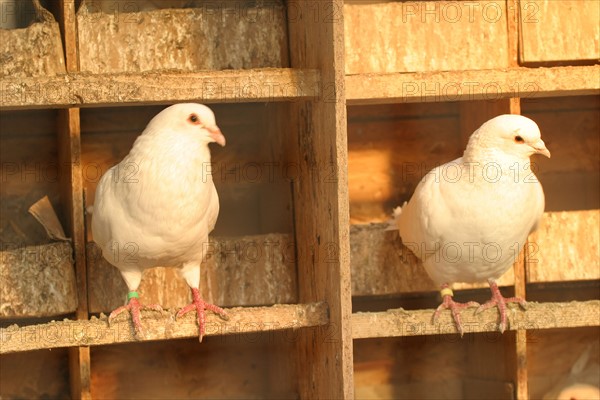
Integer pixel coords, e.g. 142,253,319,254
0,302,328,354
0,68,320,110
346,65,600,105
352,300,600,339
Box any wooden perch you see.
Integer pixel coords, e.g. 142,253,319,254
0,302,328,354
346,66,600,105
0,69,321,110
352,300,600,339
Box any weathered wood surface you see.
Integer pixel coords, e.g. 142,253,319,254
345,66,600,105
520,0,600,63
3,213,596,318
90,335,298,400
0,20,66,78
87,233,298,312
0,68,321,110
528,210,600,283
0,302,328,354
0,347,70,399
350,223,515,295
0,242,77,317
344,0,509,74
77,0,288,73
352,300,600,339
288,0,355,397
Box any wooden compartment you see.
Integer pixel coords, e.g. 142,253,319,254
346,94,599,399
80,103,297,313
0,109,77,318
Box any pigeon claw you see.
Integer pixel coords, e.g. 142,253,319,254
478,281,527,334
108,297,163,338
433,295,480,337
176,288,229,342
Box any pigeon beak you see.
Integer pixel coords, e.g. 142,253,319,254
532,139,550,158
207,126,226,147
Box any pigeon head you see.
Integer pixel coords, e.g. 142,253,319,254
465,114,550,161
147,103,226,147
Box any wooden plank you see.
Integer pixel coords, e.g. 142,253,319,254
0,348,70,398
68,346,91,400
344,1,509,74
346,66,600,105
464,334,515,400
87,234,298,312
57,108,87,318
528,210,600,282
0,302,328,354
287,0,354,398
352,300,600,339
506,0,520,68
519,0,600,63
350,223,515,296
0,12,66,78
58,0,79,72
0,68,321,110
90,337,298,400
0,242,77,317
77,1,288,73
57,1,91,398
353,336,468,399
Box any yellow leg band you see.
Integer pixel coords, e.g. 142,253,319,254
440,287,454,298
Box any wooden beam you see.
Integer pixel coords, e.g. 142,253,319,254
346,65,600,105
0,302,328,354
287,0,354,398
352,300,600,339
57,1,91,398
0,69,320,110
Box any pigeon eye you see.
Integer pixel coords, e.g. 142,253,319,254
514,135,524,144
188,114,200,124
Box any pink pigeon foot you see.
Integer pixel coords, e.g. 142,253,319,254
433,285,480,337
476,280,527,333
108,292,163,337
176,288,229,342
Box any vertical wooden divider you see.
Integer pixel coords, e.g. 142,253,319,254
507,2,529,398
287,0,354,398
57,1,91,399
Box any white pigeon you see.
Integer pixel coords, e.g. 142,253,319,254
395,114,550,335
92,103,228,341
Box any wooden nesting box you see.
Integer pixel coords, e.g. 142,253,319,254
1,0,599,399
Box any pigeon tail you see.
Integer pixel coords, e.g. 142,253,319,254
384,203,406,231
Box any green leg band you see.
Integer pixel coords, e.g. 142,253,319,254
127,291,139,300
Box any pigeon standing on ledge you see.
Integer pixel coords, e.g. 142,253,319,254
92,103,228,341
395,114,551,335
